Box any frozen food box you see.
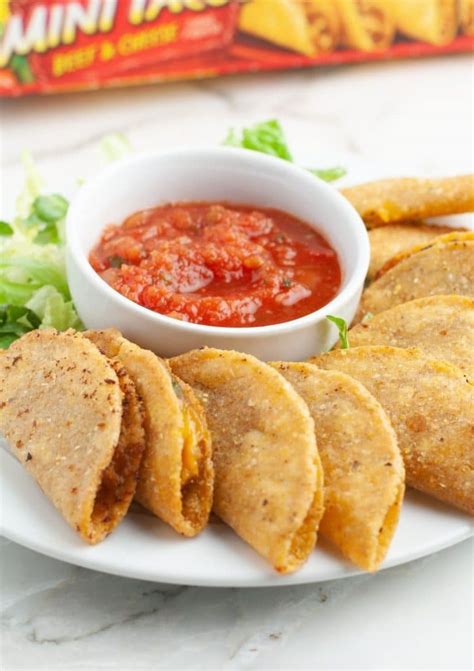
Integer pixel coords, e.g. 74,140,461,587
1,0,473,97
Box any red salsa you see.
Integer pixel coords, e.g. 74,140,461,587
89,203,341,327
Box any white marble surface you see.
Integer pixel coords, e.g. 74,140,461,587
1,53,474,670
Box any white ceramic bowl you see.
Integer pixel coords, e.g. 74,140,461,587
66,148,369,360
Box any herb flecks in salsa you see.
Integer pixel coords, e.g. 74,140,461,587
89,203,341,328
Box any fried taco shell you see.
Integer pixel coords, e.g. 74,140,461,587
238,0,314,56
0,329,146,543
357,239,474,321
460,0,474,35
375,231,474,279
311,346,474,515
387,0,458,45
304,0,342,52
341,175,474,228
348,296,474,381
85,329,213,537
334,0,395,51
271,362,404,572
367,223,462,282
170,348,324,573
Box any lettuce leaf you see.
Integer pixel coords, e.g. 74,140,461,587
327,315,349,349
0,240,69,304
99,133,132,163
308,166,347,183
0,304,40,349
224,119,293,161
223,119,346,182
0,153,82,347
26,286,82,331
0,221,13,236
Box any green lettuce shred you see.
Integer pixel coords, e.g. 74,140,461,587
0,153,82,348
223,119,347,182
99,133,132,163
327,315,350,349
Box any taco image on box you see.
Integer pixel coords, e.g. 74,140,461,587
460,0,474,35
305,0,342,52
386,0,458,45
334,0,395,51
238,0,342,56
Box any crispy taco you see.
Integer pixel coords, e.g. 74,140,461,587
348,296,474,381
460,0,474,35
367,223,462,282
304,0,342,52
312,346,474,515
334,0,395,51
0,329,146,543
170,348,324,573
375,231,474,279
238,0,314,56
357,238,474,320
85,329,213,538
341,175,474,228
271,362,404,572
387,0,458,45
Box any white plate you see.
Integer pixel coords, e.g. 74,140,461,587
1,448,472,587
1,149,473,587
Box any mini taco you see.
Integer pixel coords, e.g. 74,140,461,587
387,0,458,45
85,329,213,538
357,238,474,320
335,0,395,51
170,348,324,573
271,362,404,572
367,223,462,282
460,0,474,35
375,231,474,279
304,0,342,52
341,175,474,228
0,329,146,543
238,0,314,56
348,295,474,381
312,346,474,515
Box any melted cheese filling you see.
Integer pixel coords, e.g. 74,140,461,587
180,398,205,486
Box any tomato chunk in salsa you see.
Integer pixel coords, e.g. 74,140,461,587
89,203,341,327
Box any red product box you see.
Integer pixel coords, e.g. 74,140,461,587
1,0,473,97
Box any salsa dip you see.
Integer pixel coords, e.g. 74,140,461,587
90,202,341,328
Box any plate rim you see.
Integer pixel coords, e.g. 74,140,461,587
1,524,472,588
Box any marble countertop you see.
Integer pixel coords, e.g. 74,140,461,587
1,53,473,670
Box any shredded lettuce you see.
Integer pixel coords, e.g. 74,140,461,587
223,119,347,182
15,151,44,231
0,153,82,348
0,221,13,236
0,240,69,303
224,119,293,161
99,132,132,164
26,286,81,331
0,304,40,350
327,315,349,349
308,167,347,183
